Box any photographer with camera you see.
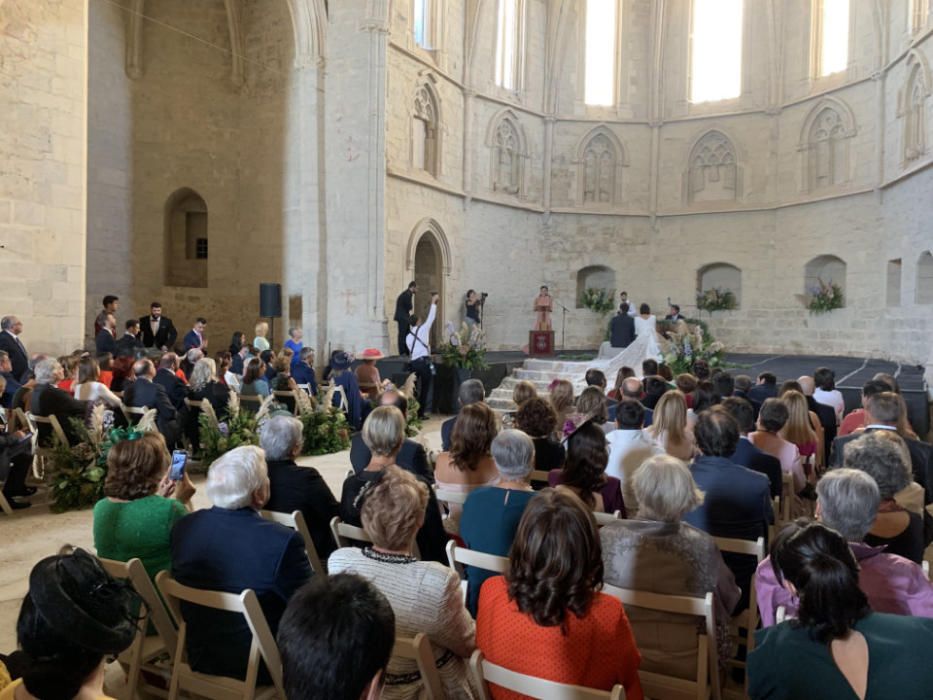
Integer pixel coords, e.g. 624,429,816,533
407,292,439,419
465,289,487,328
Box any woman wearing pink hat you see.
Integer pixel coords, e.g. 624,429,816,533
355,348,388,401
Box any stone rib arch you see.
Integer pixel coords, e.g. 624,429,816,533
405,218,452,277
685,129,742,204
798,97,857,193
574,125,626,206
485,109,528,196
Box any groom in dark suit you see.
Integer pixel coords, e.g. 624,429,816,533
138,302,178,350
609,304,636,348
393,281,417,356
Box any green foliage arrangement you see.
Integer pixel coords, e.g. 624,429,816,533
405,394,423,437
657,318,726,376
198,408,260,466
580,287,616,315
696,287,738,313
807,279,845,314
440,321,489,370
300,407,351,456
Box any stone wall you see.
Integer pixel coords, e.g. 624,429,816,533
1,0,87,354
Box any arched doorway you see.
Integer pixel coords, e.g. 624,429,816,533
414,233,443,347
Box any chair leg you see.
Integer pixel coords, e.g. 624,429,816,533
0,491,13,516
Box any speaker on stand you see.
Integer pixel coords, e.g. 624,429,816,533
259,283,282,347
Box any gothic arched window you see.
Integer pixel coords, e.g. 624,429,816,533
491,117,524,194
577,128,622,205
413,83,440,176
688,131,738,203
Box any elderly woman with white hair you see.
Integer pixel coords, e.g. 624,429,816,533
261,414,339,564
459,429,538,616
29,357,88,445
600,454,740,682
330,465,478,699
187,357,230,417
171,446,313,682
843,430,925,563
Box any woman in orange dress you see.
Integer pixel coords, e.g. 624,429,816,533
534,286,553,331
476,488,643,700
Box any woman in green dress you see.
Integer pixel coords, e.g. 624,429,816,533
748,521,933,700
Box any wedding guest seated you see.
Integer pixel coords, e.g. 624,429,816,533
3,548,140,700
577,386,613,433
93,432,195,579
435,402,500,530
291,347,318,395
477,489,644,700
277,574,395,700
839,379,889,436
748,521,933,700
215,351,239,391
72,356,121,408
511,379,537,409
29,358,87,445
0,351,27,410
329,351,367,430
339,406,447,564
780,389,823,472
180,348,203,380
692,360,711,382
755,469,933,626
601,454,740,681
349,390,431,482
749,398,807,496
606,399,662,511
642,359,659,378
548,379,575,433
154,353,188,411
712,372,735,405
844,432,924,563
690,382,716,419
813,366,844,424
115,319,143,358
675,373,698,404
733,374,760,415
685,408,772,608
123,359,181,446
514,396,565,474
261,415,340,565
239,357,270,398
0,423,34,510
261,350,278,382
747,372,778,406
253,321,271,352
171,446,313,681
441,379,486,451
796,375,836,458
831,392,932,502
56,355,79,394
645,390,695,461
642,375,668,410
548,418,625,515
355,348,386,402
460,429,537,616
330,465,478,697
608,366,635,401
269,354,298,395
228,332,246,374
620,376,653,426
721,397,782,498
585,369,617,412
186,358,230,446
96,352,114,388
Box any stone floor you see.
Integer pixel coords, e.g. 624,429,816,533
0,416,448,654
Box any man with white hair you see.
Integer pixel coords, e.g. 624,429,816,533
171,446,313,682
261,415,339,562
0,315,28,381
29,358,88,445
755,468,933,626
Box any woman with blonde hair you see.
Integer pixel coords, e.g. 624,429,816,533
252,321,270,352
549,379,575,434
512,380,537,408
329,465,478,699
645,390,695,461
781,390,822,471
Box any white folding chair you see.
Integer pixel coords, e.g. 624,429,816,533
603,585,720,700
470,649,626,699
776,605,788,624
393,633,445,700
593,510,622,527
435,486,469,506
121,404,150,426
713,536,765,670
98,557,178,700
26,411,68,479
330,516,420,558
155,572,285,700
260,509,324,574
446,540,509,602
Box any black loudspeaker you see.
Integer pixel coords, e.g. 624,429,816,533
259,283,282,318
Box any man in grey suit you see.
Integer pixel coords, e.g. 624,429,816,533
610,304,636,348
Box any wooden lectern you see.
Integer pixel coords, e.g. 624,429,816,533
529,330,555,356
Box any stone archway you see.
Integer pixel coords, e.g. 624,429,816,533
413,233,444,347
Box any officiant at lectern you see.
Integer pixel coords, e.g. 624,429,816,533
534,286,553,331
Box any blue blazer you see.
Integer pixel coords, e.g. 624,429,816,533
730,437,783,498
182,329,203,351
171,507,312,681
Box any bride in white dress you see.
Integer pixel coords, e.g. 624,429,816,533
633,304,662,362
593,303,663,377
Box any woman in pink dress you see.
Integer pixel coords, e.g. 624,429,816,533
534,286,553,331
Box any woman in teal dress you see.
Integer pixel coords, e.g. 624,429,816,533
93,432,195,579
748,521,933,700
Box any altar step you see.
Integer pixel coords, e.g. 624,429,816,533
487,357,592,413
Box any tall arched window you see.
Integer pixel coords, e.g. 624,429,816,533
698,263,743,307
412,83,440,176
495,0,523,91
584,0,618,106
812,0,849,77
801,100,854,192
413,0,435,49
917,251,933,304
488,112,526,195
904,59,929,162
165,188,208,288
805,255,847,301
690,0,743,103
577,127,623,205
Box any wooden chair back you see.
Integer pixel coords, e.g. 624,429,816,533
470,650,626,699
239,395,264,414
260,509,324,574
98,557,178,700
393,633,445,700
155,571,284,700
121,404,151,426
713,537,765,667
27,411,69,446
529,469,550,485
330,516,420,559
272,390,299,415
602,586,720,700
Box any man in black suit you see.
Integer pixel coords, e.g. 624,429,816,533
115,319,144,357
171,446,312,682
0,316,29,382
393,281,417,356
123,359,180,446
440,379,485,452
352,391,432,480
831,392,932,502
29,358,88,445
609,304,636,348
721,397,782,498
94,313,117,355
138,301,178,350
664,304,683,322
261,415,340,565
733,374,761,417
153,353,188,413
747,372,778,406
